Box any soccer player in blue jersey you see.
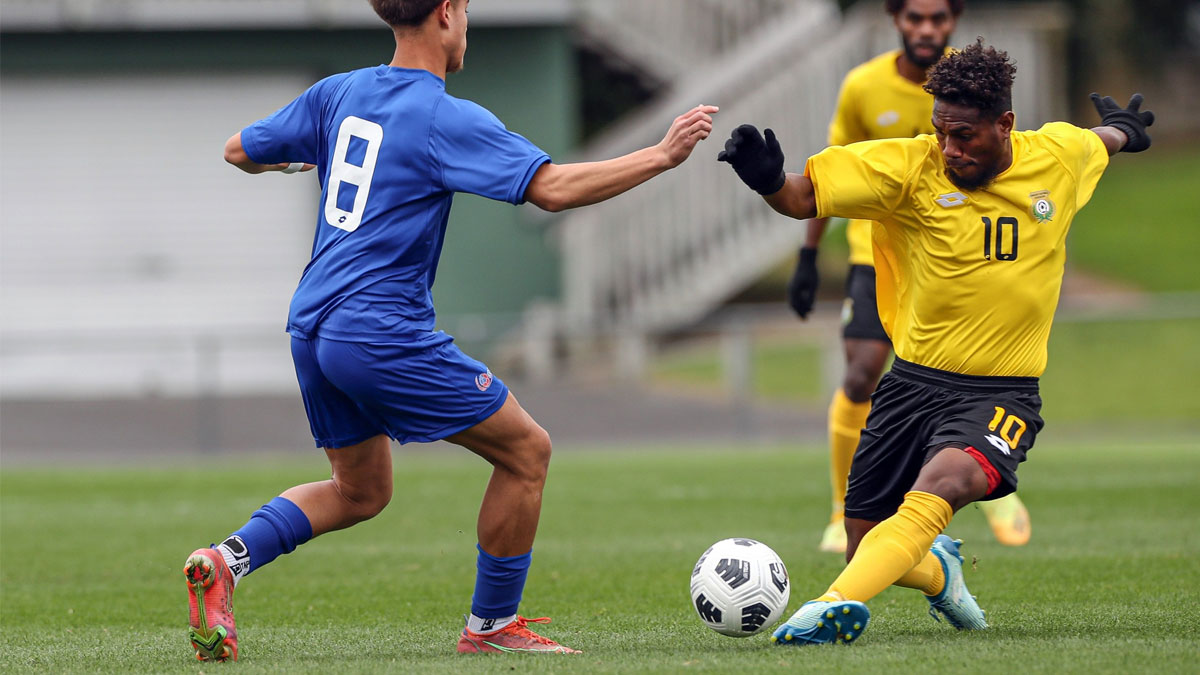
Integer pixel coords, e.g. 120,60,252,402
181,0,718,660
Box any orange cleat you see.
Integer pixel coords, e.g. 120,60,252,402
184,548,238,662
456,616,581,654
818,518,848,554
978,493,1032,547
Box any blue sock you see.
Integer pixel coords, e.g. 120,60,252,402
222,496,313,579
471,544,532,621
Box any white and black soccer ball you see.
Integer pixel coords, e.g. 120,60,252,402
689,538,790,637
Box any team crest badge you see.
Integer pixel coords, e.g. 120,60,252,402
1029,190,1055,223
475,370,493,392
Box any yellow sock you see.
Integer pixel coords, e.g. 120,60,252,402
828,389,871,521
894,552,946,596
818,491,953,603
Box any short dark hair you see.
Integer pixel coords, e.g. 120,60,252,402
924,38,1016,119
885,0,965,17
369,0,447,27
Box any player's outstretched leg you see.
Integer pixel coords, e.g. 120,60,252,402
457,616,581,654
977,493,1031,546
184,548,238,662
771,600,870,646
926,535,988,629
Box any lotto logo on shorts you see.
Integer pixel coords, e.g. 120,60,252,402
475,370,494,391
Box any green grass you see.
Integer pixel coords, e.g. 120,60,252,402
652,317,1200,423
1071,145,1200,292
2,437,1198,673
1040,317,1200,422
653,338,825,403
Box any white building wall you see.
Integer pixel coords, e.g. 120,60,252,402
1,73,317,397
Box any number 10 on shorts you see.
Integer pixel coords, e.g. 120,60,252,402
987,406,1027,452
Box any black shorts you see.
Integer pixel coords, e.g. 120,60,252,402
842,265,891,343
844,357,1044,522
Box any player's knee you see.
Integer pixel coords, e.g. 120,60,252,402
337,475,393,523
913,469,986,512
513,423,552,486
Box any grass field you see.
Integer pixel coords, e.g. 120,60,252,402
653,317,1200,425
2,436,1197,673
1070,144,1200,292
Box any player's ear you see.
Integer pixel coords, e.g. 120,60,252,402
997,111,1015,137
436,0,454,28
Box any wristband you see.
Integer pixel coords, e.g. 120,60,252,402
281,162,304,174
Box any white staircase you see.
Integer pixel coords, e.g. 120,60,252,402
574,0,818,83
551,2,1070,343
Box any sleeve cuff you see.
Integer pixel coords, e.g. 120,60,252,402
240,127,268,165
511,154,551,205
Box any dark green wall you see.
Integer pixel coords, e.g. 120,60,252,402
437,28,575,320
1,26,576,323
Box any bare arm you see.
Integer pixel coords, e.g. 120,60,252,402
804,216,830,248
224,132,314,175
764,173,818,221
525,105,718,212
1091,126,1128,157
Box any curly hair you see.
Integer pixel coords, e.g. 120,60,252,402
885,0,965,17
924,38,1016,119
369,0,447,27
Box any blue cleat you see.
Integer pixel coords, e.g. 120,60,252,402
926,535,988,630
771,600,870,645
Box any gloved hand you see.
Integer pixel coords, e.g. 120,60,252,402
1090,92,1154,153
717,124,787,195
786,247,819,319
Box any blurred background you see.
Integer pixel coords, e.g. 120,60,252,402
2,0,1198,460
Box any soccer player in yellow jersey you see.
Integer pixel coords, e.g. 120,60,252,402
719,39,1154,644
788,0,1031,554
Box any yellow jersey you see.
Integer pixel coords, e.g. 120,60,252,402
827,49,939,265
805,122,1110,377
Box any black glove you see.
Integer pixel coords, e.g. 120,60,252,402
1090,92,1154,153
717,124,787,195
787,247,819,319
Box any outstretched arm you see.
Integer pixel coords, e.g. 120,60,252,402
1090,126,1127,157
524,105,718,212
764,174,818,221
716,124,817,220
1089,92,1154,156
224,132,315,175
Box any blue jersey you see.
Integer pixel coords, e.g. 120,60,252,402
241,66,550,345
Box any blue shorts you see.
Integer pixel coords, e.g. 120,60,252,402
290,335,509,448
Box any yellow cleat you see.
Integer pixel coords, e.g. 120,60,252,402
978,493,1032,546
818,520,848,554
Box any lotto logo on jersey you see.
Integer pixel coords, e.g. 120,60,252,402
475,370,494,392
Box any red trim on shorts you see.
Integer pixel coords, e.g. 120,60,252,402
962,446,1002,495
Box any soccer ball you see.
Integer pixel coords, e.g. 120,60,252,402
689,538,790,637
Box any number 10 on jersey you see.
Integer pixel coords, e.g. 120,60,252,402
982,216,1019,261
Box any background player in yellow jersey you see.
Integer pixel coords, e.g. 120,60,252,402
788,0,1031,554
720,39,1153,645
